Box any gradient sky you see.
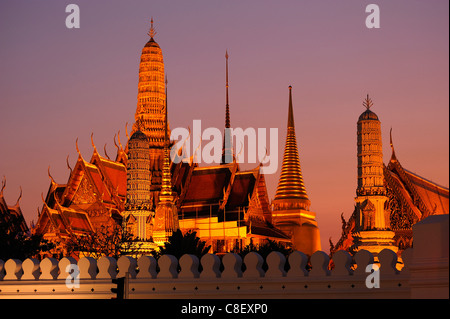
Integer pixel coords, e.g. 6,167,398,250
0,0,448,252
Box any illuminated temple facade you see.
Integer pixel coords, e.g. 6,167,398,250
31,21,447,260
331,96,449,257
33,21,310,257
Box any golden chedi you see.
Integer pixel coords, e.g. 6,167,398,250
272,86,321,255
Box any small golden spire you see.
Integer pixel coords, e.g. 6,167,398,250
160,74,172,198
148,17,156,38
363,94,373,110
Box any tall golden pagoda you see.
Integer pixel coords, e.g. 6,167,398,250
351,95,397,256
132,19,167,198
272,86,321,255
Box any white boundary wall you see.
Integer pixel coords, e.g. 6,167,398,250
0,215,447,299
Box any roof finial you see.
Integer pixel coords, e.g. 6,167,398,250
48,166,56,185
66,155,72,174
363,94,373,110
104,143,111,160
148,17,156,38
75,137,82,157
1,176,6,196
389,127,397,161
15,186,22,206
91,132,97,152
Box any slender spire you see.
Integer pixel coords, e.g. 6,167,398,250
273,85,310,210
389,127,397,162
221,51,233,164
225,50,230,129
288,85,294,128
148,17,156,39
160,75,172,197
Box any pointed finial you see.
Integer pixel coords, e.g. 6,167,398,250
363,94,373,110
389,127,397,161
148,17,156,38
15,186,22,206
125,122,130,140
1,176,6,196
104,143,111,160
75,137,81,157
48,166,56,184
117,130,123,149
91,132,97,152
66,155,72,174
288,85,295,128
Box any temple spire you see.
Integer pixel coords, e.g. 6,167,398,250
273,85,310,209
271,85,320,254
221,51,233,164
225,50,230,129
153,75,179,245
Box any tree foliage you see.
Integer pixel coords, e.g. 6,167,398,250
239,239,293,271
152,229,211,260
0,214,54,260
65,223,142,259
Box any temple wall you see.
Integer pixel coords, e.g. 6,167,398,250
0,215,447,299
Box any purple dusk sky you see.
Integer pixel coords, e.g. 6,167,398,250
0,0,448,251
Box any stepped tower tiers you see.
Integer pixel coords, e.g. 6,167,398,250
124,128,153,240
271,86,321,255
132,19,168,200
153,79,179,245
351,95,397,256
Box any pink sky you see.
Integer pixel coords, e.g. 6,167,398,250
0,0,448,252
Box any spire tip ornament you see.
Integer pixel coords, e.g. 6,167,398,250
148,17,156,38
363,94,373,110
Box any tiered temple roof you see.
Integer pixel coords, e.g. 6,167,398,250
0,178,28,234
